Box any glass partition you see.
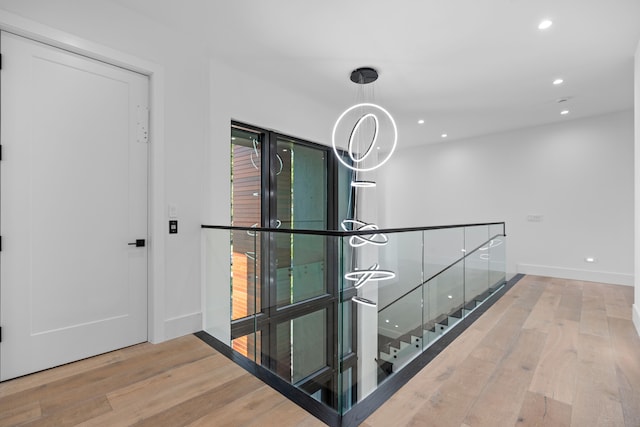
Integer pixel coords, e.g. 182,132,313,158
203,222,506,416
230,127,262,325
424,227,464,280
488,223,507,287
465,225,491,309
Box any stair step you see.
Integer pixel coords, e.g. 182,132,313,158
377,285,508,378
464,301,477,310
379,350,394,362
450,308,463,319
377,359,393,379
434,313,450,326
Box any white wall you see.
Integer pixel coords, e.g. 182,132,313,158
378,110,635,286
0,0,209,341
0,0,345,347
634,40,640,334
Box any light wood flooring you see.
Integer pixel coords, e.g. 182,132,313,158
364,275,640,427
0,275,638,426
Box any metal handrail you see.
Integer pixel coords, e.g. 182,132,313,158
202,222,505,236
377,233,506,313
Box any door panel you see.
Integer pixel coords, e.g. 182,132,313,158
0,32,149,380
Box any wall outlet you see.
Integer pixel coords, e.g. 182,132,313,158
527,214,544,222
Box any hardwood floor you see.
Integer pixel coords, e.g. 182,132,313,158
0,335,323,426
0,276,638,426
364,275,640,427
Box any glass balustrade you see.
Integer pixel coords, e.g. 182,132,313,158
202,222,506,419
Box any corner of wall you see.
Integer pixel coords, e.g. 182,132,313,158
635,38,640,336
164,312,203,341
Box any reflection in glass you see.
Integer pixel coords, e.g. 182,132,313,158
276,138,328,306
230,128,262,324
276,309,327,384
232,331,261,364
208,222,507,415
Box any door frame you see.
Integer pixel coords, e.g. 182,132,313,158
0,10,167,343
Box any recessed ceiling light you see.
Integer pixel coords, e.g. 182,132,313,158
441,133,448,138
418,119,425,124
560,110,570,115
538,19,553,30
231,137,236,140
553,78,564,85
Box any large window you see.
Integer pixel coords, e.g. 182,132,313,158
230,122,356,409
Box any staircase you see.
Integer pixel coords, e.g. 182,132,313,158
377,283,504,380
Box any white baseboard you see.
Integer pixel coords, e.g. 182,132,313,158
633,304,640,337
163,312,202,341
516,263,633,286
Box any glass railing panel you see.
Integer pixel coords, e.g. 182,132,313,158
230,228,260,361
488,234,506,289
464,224,490,250
488,222,505,238
230,228,260,320
231,331,261,364
464,225,491,308
341,366,353,413
464,249,490,309
423,227,464,280
203,222,507,418
275,308,328,384
275,232,328,306
342,229,423,396
250,231,341,409
425,258,465,338
377,230,424,310
488,223,506,287
377,285,423,377
203,228,235,346
340,299,352,357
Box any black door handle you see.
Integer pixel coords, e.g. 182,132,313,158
128,239,146,247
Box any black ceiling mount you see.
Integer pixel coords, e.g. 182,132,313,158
350,67,378,84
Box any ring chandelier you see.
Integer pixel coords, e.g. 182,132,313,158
344,263,396,289
341,219,389,247
250,138,283,175
478,238,502,251
331,103,398,174
335,67,399,309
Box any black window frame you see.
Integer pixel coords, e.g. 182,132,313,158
230,121,358,409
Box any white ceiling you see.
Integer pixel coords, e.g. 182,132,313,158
111,0,640,148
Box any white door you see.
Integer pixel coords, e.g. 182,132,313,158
0,32,149,381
